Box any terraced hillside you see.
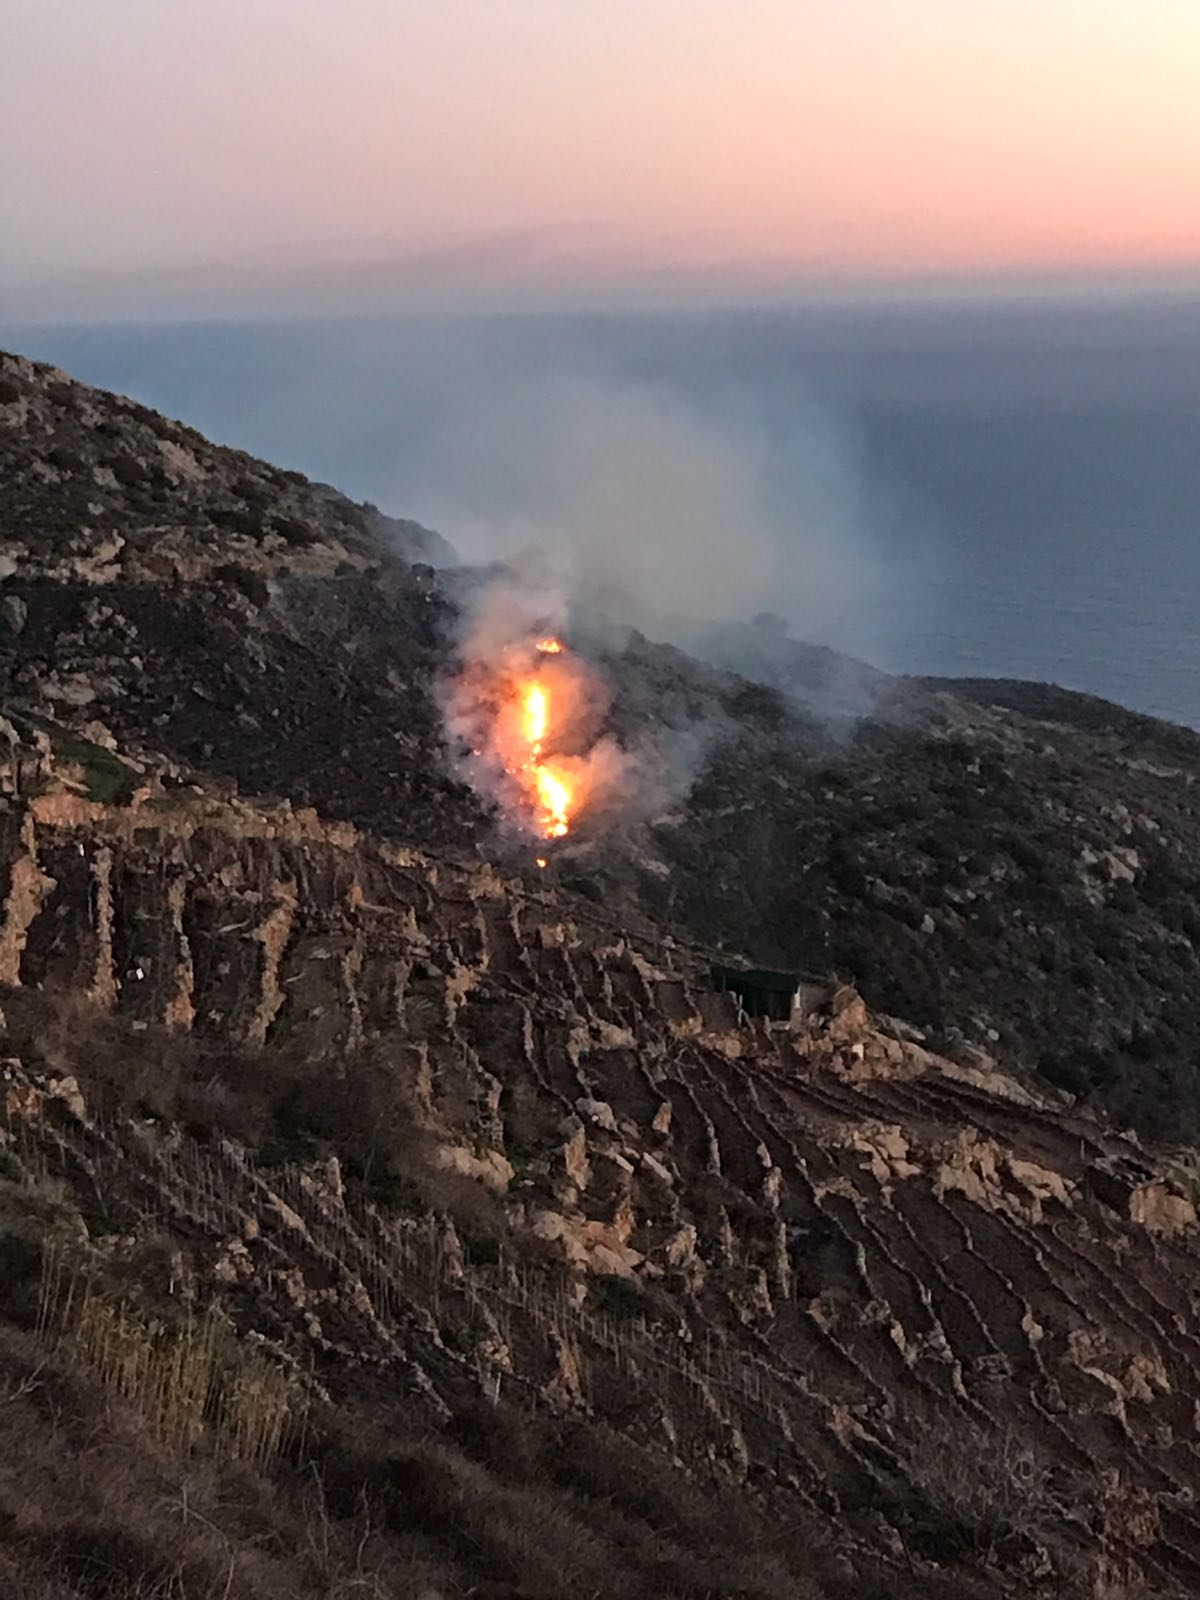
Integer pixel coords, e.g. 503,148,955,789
6,349,1200,1141
1,729,1200,1595
4,348,1200,1596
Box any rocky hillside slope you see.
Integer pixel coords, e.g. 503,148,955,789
618,681,1200,1143
6,350,1200,1141
4,722,1200,1597
4,348,1200,1597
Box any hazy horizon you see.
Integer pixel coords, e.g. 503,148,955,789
5,0,1200,722
4,0,1199,323
10,297,1199,726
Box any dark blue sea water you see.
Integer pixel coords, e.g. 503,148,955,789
6,299,1200,725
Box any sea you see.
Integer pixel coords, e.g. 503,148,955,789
5,296,1200,727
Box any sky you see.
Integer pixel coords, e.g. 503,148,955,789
3,0,1199,319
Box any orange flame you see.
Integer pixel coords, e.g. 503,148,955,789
452,630,606,843
534,762,572,838
522,683,548,748
505,646,576,839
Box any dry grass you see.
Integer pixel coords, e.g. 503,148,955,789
70,1296,217,1455
893,1410,1096,1583
0,1314,889,1600
38,1242,306,1472
0,995,1010,1600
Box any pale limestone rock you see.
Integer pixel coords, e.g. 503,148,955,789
841,1122,922,1186
212,1237,254,1285
77,720,118,751
593,1020,635,1049
4,1081,41,1122
41,672,98,708
601,1149,635,1174
827,986,869,1040
663,1224,706,1290
641,1152,674,1187
530,1207,643,1278
1130,1182,1195,1235
266,1195,311,1236
46,1075,86,1120
562,1124,591,1191
575,1096,618,1132
157,437,207,483
434,1143,514,1196
1008,1156,1074,1212
530,1208,570,1246
545,1329,584,1407
933,1127,1074,1222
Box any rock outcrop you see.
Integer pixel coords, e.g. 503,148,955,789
1,724,1199,1592
6,352,1200,1595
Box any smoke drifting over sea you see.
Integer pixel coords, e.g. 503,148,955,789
425,353,891,837
27,303,1200,726
6,309,904,832
414,366,884,665
11,313,900,677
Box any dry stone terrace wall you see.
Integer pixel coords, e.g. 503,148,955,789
16,348,1200,1157
0,349,476,851
11,351,1200,1587
0,776,703,1058
5,782,1200,1588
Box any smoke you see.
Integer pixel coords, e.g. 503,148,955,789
426,360,895,834
415,369,885,657
439,570,637,841
18,313,895,668
478,381,773,634
17,311,900,828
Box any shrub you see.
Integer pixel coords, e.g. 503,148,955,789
894,1413,1093,1576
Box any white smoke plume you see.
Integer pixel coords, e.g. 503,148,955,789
439,565,635,841
421,361,890,835
409,364,888,665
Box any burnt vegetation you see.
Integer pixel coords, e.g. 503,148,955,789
4,350,1200,1596
629,713,1200,1143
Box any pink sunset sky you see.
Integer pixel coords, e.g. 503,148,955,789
3,0,1198,319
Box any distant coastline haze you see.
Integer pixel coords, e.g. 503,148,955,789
3,0,1198,321
10,300,1199,727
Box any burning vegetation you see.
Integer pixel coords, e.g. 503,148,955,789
507,638,576,838
446,623,626,844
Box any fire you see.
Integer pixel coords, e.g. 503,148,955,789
534,762,572,838
505,644,577,839
522,683,548,747
448,623,620,845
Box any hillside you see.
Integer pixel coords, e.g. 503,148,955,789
6,350,1200,1141
3,348,1200,1597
